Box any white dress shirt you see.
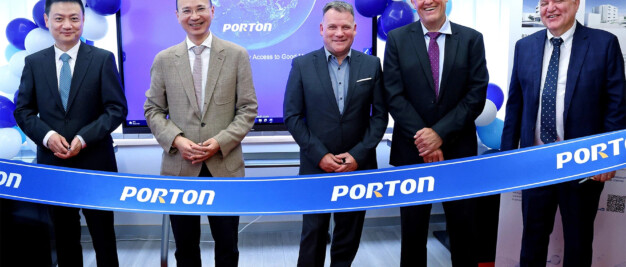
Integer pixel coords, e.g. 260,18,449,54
43,42,85,149
186,33,212,113
534,23,576,145
421,16,452,90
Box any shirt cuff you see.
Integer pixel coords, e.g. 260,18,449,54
76,135,86,149
43,130,57,149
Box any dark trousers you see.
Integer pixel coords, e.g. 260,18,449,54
400,199,477,267
169,164,239,267
297,210,366,267
0,199,53,266
50,206,119,267
520,180,604,267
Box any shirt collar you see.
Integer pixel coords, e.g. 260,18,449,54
54,41,81,62
186,32,213,51
547,21,576,44
420,16,452,36
324,47,352,63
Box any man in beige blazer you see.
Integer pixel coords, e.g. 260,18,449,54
143,0,257,265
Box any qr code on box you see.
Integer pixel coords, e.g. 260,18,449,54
607,194,625,213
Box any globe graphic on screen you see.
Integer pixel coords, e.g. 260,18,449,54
211,0,316,50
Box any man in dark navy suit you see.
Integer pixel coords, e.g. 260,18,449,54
501,0,626,266
14,0,127,266
383,0,489,266
283,2,387,266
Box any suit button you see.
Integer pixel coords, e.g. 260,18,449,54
431,100,435,104
201,123,206,127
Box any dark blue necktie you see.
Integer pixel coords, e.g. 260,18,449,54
540,37,563,144
59,53,71,111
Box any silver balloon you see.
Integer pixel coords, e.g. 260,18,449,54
8,50,28,77
25,28,55,55
475,99,497,127
82,7,109,41
0,128,22,159
0,65,20,95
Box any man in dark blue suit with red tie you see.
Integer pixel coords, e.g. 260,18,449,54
501,0,626,266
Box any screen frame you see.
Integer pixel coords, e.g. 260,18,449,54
117,12,377,134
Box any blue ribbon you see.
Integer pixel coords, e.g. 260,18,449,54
1,130,625,215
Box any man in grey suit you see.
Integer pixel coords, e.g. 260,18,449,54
143,0,258,265
283,2,388,266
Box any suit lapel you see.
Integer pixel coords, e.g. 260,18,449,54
313,48,341,116
344,50,361,113
563,23,588,124
439,27,459,100
66,42,92,112
409,23,436,93
203,36,225,119
42,46,64,112
173,41,202,118
531,31,547,115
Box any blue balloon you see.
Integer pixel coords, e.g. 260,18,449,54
487,83,504,110
6,18,38,50
446,0,453,16
377,17,387,41
14,89,19,104
5,44,22,62
477,118,504,149
355,0,388,18
13,126,26,143
0,96,17,128
86,0,121,15
32,0,48,29
381,1,414,35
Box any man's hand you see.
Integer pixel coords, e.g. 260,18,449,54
53,136,83,159
48,133,70,158
414,128,443,157
173,135,207,162
422,149,444,163
319,153,342,173
335,152,358,173
592,171,616,182
192,138,221,164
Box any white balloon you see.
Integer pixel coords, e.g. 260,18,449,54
475,99,497,126
0,65,20,95
25,28,55,55
26,136,38,152
0,128,23,159
9,50,28,77
82,7,109,41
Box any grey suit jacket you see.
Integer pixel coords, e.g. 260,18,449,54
144,35,258,178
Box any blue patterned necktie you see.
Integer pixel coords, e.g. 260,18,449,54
540,37,563,144
59,53,71,111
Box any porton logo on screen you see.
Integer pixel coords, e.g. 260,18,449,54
120,187,216,205
331,177,435,202
556,137,626,169
0,171,22,189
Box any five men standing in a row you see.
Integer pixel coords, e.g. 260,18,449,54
6,0,625,266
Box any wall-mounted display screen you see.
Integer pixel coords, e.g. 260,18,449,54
118,0,374,133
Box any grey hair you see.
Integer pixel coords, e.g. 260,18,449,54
323,1,354,17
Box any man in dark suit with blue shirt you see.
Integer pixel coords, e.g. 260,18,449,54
501,0,626,266
283,1,387,266
13,0,127,265
383,0,489,266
